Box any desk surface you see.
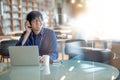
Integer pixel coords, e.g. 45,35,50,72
0,60,119,80
0,36,20,42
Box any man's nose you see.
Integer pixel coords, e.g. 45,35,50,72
36,20,40,24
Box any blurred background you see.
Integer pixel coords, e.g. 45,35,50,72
0,0,120,72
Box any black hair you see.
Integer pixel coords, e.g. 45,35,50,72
26,11,43,24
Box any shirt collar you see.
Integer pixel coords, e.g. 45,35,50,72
40,27,44,36
31,27,44,36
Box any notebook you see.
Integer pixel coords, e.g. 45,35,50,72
9,46,40,66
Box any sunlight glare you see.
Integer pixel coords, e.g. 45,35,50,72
69,0,120,40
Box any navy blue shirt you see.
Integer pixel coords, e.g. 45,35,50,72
16,27,58,60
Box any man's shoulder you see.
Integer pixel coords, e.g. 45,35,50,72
44,27,54,33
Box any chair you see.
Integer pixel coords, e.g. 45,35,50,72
0,43,2,62
0,39,18,62
65,39,87,60
65,39,111,64
83,48,111,64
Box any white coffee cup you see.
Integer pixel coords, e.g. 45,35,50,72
43,55,50,66
42,55,51,75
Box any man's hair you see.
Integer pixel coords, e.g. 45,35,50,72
26,11,43,24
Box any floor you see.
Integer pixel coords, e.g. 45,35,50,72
58,52,69,60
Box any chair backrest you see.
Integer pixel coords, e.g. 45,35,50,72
1,40,18,55
65,39,87,59
65,39,110,64
84,49,111,64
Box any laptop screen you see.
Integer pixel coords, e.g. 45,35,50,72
9,46,40,66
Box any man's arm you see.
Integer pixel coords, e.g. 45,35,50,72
47,30,58,60
16,21,31,46
21,31,31,45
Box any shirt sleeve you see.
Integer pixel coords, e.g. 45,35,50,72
16,31,30,46
47,30,58,60
16,32,25,46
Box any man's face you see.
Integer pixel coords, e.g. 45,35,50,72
31,17,43,32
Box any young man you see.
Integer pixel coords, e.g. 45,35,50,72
16,11,58,63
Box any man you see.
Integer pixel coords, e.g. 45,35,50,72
16,11,58,63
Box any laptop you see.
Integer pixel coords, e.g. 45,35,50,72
10,66,40,80
9,46,40,66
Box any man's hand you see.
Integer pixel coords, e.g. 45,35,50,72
21,21,32,45
25,21,31,33
39,56,53,64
